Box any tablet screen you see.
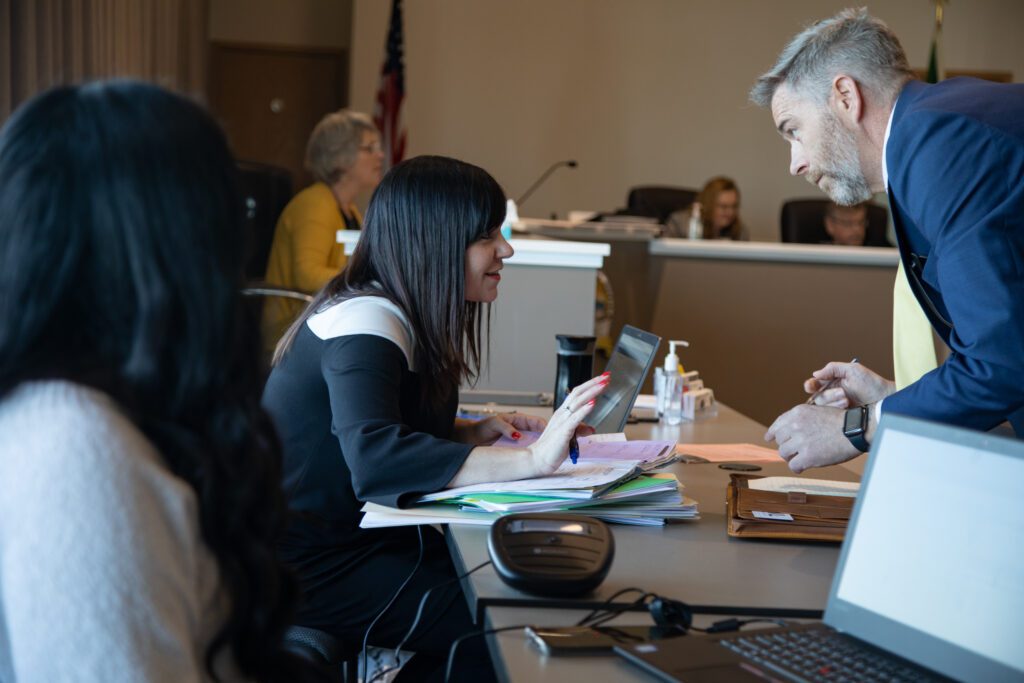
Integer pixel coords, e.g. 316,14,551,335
585,326,660,433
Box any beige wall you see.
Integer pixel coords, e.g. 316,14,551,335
209,0,352,48
349,0,1024,241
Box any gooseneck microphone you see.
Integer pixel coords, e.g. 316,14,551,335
515,159,578,206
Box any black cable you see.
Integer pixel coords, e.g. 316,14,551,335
361,525,424,682
582,593,656,629
574,587,650,627
575,589,795,635
434,589,795,682
444,625,527,683
394,560,492,655
366,559,494,683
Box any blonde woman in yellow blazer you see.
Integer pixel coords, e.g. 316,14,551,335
263,110,384,353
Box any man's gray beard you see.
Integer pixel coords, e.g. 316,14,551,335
816,112,873,206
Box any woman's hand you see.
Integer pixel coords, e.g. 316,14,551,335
444,373,609,489
528,373,610,476
454,413,548,446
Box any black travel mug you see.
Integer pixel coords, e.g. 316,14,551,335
554,334,596,408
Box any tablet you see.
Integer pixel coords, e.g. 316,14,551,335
584,325,661,434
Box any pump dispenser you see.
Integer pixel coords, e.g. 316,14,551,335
654,339,689,418
687,203,703,240
662,339,689,373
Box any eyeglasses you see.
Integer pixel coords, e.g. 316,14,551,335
359,142,383,154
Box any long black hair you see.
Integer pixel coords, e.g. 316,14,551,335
0,82,306,681
275,155,506,403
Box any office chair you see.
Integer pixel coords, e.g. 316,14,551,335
242,286,314,376
625,185,698,223
283,625,356,682
237,160,294,281
779,198,891,247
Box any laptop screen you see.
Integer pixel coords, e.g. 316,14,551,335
584,325,660,434
826,415,1024,680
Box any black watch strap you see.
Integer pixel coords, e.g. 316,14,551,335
844,405,871,452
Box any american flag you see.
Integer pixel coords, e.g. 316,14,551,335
373,0,406,170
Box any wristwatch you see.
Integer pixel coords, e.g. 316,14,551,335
843,405,871,452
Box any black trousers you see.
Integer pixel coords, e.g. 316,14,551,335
289,526,497,683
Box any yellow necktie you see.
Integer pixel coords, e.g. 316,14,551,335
893,261,939,388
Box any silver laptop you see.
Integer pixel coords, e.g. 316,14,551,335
617,414,1024,682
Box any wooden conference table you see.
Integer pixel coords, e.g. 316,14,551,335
445,402,860,682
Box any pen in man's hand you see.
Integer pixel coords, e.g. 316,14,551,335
569,435,579,465
806,357,859,405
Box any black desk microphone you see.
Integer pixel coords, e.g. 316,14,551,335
516,159,578,207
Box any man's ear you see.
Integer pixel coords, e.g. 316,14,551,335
830,75,864,126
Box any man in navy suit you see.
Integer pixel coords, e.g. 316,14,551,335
750,8,1024,473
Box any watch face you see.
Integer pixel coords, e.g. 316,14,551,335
845,407,865,435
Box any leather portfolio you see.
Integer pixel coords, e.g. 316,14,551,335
725,474,853,542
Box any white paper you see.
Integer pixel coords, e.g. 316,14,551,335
582,432,628,443
491,430,626,448
417,461,640,502
675,443,783,464
748,476,860,498
752,511,794,521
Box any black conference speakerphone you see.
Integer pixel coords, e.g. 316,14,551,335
488,513,615,597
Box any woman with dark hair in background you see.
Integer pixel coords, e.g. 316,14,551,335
262,110,385,353
264,155,608,681
0,82,316,682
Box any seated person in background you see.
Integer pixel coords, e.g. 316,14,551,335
263,155,608,681
262,109,384,352
667,176,749,240
824,201,869,245
0,82,315,681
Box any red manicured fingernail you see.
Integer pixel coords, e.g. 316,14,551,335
588,399,595,405
601,371,611,377
600,378,610,384
512,431,522,440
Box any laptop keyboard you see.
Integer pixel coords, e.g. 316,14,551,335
719,628,938,682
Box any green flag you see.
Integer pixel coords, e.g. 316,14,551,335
926,38,939,83
926,1,945,84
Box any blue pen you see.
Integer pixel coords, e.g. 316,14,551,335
569,435,580,465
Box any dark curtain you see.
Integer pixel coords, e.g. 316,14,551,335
0,0,208,122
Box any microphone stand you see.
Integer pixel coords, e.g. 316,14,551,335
516,160,578,207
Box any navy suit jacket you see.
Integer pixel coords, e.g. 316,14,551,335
884,78,1024,432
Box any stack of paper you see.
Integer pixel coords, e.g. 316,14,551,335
417,460,643,503
360,472,698,529
358,433,696,529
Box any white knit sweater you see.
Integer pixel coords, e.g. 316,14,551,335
0,381,233,682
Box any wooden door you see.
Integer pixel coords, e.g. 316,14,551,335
208,42,348,188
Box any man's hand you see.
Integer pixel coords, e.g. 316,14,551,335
804,361,895,408
765,404,862,473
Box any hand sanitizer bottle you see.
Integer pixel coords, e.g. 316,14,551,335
687,203,703,240
654,339,689,419
501,198,518,240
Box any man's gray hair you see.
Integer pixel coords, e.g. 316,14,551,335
750,8,914,108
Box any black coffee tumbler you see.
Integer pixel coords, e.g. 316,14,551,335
554,335,596,408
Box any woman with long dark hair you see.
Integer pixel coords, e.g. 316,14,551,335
264,155,607,681
0,82,314,681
